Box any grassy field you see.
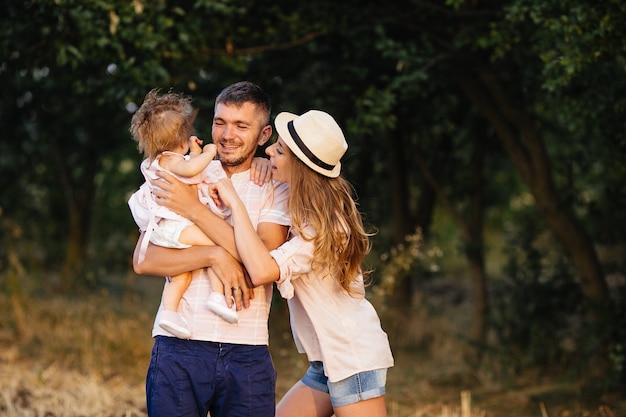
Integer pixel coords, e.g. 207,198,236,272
0,274,623,417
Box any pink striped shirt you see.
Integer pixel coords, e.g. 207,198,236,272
151,170,290,345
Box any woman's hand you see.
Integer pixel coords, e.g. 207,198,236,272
210,246,255,309
209,178,243,211
250,157,272,185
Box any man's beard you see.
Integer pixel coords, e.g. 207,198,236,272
217,152,251,167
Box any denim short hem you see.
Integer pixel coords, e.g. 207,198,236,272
300,361,387,408
331,387,386,407
302,368,330,393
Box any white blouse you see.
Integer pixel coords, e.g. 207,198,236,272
270,227,394,382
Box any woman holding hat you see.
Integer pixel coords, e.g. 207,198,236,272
209,109,394,417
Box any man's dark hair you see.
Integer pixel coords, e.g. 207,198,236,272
215,81,271,125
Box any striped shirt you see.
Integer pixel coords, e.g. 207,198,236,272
151,170,291,345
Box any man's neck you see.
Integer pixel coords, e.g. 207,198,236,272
222,163,251,178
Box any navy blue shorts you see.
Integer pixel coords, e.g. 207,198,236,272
146,336,276,417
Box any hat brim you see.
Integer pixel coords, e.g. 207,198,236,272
274,112,342,178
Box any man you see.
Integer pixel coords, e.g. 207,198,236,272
132,81,290,417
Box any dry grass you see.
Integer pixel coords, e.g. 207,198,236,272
0,361,145,416
0,288,151,416
0,277,623,417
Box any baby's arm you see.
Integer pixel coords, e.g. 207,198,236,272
163,138,217,177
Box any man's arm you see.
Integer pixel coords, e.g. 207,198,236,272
133,232,243,281
133,233,218,276
148,171,288,306
132,233,252,308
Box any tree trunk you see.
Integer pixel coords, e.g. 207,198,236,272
452,61,610,376
389,129,412,244
53,141,98,292
387,128,415,306
464,130,488,366
415,128,489,367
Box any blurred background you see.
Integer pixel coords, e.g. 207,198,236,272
1,1,625,416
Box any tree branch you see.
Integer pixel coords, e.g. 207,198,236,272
414,147,471,242
204,31,324,56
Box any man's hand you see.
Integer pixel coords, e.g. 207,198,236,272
153,171,202,219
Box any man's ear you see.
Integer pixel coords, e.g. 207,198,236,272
257,125,272,146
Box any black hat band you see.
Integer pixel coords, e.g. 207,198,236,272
287,120,335,171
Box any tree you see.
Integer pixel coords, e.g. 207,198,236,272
276,0,626,377
1,0,315,289
2,0,625,385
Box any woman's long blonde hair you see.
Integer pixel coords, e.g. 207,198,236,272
287,155,371,295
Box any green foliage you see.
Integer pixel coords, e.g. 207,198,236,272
477,0,624,89
489,207,586,374
1,0,625,387
375,228,443,298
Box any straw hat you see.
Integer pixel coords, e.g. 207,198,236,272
274,110,347,178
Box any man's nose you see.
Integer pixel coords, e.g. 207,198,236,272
222,125,235,140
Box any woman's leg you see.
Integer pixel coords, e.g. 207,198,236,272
276,381,334,417
333,396,388,417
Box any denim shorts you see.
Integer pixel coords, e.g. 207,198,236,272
301,361,387,407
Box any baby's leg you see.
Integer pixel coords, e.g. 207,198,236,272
179,225,225,296
205,267,239,323
178,224,214,246
158,272,193,339
162,272,192,311
179,224,238,323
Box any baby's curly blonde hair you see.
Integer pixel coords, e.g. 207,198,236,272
130,89,197,161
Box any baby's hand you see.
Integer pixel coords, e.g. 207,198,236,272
188,136,203,155
203,143,217,159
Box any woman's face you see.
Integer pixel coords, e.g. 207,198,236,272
265,137,292,183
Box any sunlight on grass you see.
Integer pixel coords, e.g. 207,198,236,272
0,291,152,416
0,284,621,416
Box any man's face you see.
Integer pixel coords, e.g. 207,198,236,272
212,102,270,174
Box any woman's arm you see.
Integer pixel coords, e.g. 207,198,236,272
210,179,282,286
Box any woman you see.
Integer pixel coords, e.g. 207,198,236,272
210,110,394,417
